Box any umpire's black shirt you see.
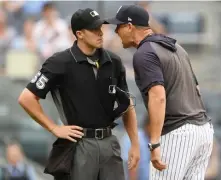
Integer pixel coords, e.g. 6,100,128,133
26,41,128,128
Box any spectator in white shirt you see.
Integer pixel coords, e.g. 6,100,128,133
33,2,69,60
0,9,16,73
65,15,76,47
11,18,37,53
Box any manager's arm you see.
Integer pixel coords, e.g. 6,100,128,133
133,51,166,171
147,85,166,144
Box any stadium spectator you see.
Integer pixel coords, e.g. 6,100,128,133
22,0,48,21
65,15,76,46
0,9,16,74
2,141,37,180
33,2,69,60
0,1,25,34
121,114,150,180
136,1,167,34
11,18,36,53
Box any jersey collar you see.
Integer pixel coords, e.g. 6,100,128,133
70,41,112,66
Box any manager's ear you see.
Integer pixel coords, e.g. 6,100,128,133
128,22,134,32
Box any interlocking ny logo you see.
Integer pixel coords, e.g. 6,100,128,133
90,10,99,17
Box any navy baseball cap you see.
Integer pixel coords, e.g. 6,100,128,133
71,8,107,33
105,5,149,27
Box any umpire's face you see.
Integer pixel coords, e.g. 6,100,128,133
115,23,134,48
77,25,103,48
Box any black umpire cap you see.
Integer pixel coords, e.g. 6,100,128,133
105,5,149,27
71,8,107,34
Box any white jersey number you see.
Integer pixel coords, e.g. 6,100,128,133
31,71,41,83
31,72,49,89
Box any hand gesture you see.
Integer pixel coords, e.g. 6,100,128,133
151,147,167,171
51,125,84,142
128,145,140,170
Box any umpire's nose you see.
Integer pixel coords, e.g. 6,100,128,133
99,27,103,37
97,26,103,37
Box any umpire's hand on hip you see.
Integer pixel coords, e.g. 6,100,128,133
151,147,167,171
51,125,84,142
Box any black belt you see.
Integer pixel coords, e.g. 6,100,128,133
83,127,112,140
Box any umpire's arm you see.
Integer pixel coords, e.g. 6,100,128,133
18,56,63,132
118,60,139,146
18,55,65,131
117,60,140,170
18,54,86,142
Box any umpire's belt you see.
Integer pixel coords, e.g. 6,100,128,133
83,127,112,140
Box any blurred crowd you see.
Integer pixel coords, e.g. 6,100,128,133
0,1,220,180
0,140,37,179
0,1,168,76
0,1,74,74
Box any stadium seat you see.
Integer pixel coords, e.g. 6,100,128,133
5,50,39,80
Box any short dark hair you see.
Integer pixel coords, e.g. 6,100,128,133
42,2,55,12
134,25,150,30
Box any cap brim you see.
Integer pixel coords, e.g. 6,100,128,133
86,19,106,30
104,17,125,25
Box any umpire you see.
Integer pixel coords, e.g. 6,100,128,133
18,8,140,180
106,5,214,180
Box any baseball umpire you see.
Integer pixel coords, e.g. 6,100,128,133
18,8,140,180
106,5,214,180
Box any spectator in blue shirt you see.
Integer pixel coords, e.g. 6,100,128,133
120,114,150,180
23,0,48,20
11,18,37,53
3,141,37,180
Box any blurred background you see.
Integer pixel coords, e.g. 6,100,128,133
0,1,220,180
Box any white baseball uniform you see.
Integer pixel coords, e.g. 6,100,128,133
150,122,214,180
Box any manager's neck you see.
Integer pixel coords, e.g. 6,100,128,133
134,29,154,48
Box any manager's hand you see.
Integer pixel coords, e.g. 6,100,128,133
151,147,167,171
51,125,84,142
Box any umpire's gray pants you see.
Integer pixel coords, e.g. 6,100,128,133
58,135,125,180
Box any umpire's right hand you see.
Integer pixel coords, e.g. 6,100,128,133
51,125,84,142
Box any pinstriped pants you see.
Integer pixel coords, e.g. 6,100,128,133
150,122,214,180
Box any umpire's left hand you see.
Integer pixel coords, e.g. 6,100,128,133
128,145,140,170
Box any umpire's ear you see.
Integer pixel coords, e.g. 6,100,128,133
76,30,83,39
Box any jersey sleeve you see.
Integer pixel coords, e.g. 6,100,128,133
133,51,164,95
26,54,67,99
